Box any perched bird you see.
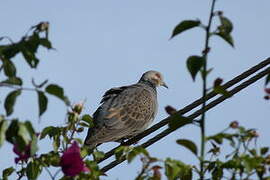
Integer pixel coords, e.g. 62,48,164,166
84,70,167,149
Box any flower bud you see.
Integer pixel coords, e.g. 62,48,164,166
202,47,210,55
37,22,49,32
152,165,162,179
264,88,270,94
264,95,270,100
73,102,84,114
249,130,259,138
214,78,223,87
265,155,270,165
229,121,239,129
217,11,223,16
165,105,177,115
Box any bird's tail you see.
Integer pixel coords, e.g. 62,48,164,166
84,128,99,154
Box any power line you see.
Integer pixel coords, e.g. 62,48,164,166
97,58,270,172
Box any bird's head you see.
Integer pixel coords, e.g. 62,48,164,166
139,70,168,88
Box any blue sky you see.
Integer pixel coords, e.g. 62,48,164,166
0,0,269,179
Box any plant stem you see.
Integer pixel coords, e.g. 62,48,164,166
44,167,54,180
0,83,37,91
53,169,62,180
199,0,217,179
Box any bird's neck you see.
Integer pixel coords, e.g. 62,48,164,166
138,79,157,91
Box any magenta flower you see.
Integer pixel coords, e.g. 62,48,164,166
60,142,89,177
13,143,31,164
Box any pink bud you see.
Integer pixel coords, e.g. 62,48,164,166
229,121,239,129
265,88,270,94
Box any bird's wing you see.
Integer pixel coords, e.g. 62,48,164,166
85,84,157,145
102,84,156,131
92,86,129,127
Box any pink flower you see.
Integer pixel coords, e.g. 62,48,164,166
13,143,31,164
60,142,89,177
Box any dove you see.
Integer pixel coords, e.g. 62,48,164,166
84,70,167,149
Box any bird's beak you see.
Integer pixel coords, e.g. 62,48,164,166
161,82,168,89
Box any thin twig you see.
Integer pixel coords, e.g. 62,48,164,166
53,169,62,180
44,167,54,180
0,83,37,91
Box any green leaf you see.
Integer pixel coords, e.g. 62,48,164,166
3,59,16,77
126,146,149,163
18,123,31,144
115,146,128,160
0,120,8,147
219,16,233,33
184,167,193,180
212,166,223,180
24,121,36,138
40,126,61,139
168,114,193,131
260,147,269,155
21,32,39,53
127,150,137,163
206,161,216,172
26,161,42,180
21,42,40,68
39,38,52,49
0,44,20,59
176,139,198,156
22,50,40,68
165,158,192,180
221,159,240,169
5,120,19,144
242,156,261,172
37,91,48,116
2,167,15,179
93,151,105,161
133,146,149,157
53,135,60,152
4,90,21,116
49,153,60,167
81,114,94,127
265,73,270,86
5,120,29,151
30,135,38,156
79,122,90,127
171,20,201,39
186,56,205,81
207,133,236,145
213,85,232,98
215,32,234,47
200,68,213,79
40,126,53,139
45,84,64,98
45,84,69,104
1,77,22,86
80,146,89,158
248,149,257,156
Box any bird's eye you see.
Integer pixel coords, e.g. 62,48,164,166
155,73,161,79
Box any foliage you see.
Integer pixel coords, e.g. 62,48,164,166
0,1,269,179
0,22,100,180
204,124,270,179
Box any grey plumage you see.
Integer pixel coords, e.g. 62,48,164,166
84,70,167,149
